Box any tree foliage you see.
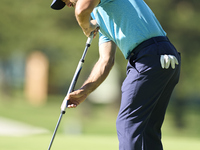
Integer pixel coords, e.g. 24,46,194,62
0,0,200,99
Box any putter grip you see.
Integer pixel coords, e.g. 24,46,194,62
61,97,68,112
86,33,94,45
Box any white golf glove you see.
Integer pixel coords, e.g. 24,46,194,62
160,55,179,69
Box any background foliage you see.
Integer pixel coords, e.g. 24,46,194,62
0,0,200,139
1,0,200,96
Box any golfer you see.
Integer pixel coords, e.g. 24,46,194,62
51,0,181,149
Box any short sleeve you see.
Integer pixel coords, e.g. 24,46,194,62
99,32,111,45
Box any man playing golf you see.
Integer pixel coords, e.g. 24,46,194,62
51,0,181,149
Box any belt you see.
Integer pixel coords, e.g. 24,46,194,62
128,36,169,59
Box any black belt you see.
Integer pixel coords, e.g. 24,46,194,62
128,36,169,59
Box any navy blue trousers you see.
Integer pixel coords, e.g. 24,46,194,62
116,37,181,150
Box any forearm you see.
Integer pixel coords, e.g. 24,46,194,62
75,0,100,36
80,41,116,95
75,6,91,31
65,41,116,108
81,56,114,94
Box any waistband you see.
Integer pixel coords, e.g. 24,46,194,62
128,36,169,59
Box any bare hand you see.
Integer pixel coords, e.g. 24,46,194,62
83,20,99,37
61,89,88,109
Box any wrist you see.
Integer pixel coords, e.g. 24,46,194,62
80,82,96,95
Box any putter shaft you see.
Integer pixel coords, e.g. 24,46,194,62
48,112,63,150
48,34,93,150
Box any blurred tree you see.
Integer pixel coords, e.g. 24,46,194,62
0,0,200,101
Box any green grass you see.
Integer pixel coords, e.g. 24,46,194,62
0,134,200,150
0,95,200,150
163,136,200,150
0,134,118,150
0,95,118,134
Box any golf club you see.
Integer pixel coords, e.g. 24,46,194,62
48,33,94,150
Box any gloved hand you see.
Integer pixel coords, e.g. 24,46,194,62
160,55,179,69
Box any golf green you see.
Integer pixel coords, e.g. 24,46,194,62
0,134,200,150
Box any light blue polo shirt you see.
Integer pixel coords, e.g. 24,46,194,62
92,0,166,59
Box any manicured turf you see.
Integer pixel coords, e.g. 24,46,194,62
163,136,200,150
0,96,200,150
0,134,200,150
0,134,118,150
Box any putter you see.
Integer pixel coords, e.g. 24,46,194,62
48,33,94,150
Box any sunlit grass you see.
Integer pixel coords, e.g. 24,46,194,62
0,95,200,150
0,134,200,150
